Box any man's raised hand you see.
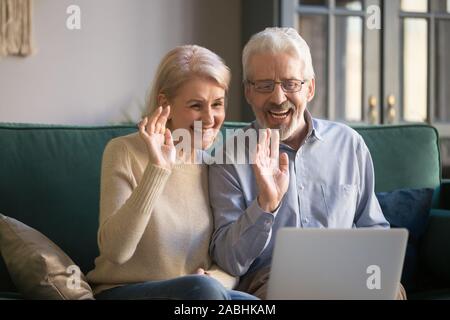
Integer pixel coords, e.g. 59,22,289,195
252,128,289,213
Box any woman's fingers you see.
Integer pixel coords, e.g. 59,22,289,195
148,106,163,134
140,105,169,138
138,117,149,137
156,106,171,134
196,268,205,275
164,128,174,147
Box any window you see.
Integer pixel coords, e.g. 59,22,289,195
282,0,450,176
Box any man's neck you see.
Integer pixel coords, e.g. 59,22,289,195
282,113,311,150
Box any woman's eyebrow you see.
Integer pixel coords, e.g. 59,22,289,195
186,99,204,104
186,97,224,103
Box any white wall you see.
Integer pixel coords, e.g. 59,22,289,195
0,0,242,125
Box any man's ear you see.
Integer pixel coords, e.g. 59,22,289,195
306,78,315,102
244,82,252,106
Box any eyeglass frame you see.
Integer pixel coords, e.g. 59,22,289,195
246,79,307,93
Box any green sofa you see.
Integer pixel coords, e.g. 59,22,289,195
0,122,449,299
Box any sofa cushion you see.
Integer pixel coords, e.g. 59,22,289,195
354,125,440,194
376,188,434,292
0,214,94,299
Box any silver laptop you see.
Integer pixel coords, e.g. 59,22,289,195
267,228,408,300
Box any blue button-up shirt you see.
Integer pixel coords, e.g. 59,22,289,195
208,113,389,277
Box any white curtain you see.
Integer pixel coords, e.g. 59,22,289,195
0,0,33,57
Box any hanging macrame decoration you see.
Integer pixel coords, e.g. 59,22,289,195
0,0,33,57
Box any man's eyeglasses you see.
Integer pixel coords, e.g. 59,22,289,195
247,79,306,93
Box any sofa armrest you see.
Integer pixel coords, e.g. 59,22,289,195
421,209,450,284
0,292,23,300
440,179,450,210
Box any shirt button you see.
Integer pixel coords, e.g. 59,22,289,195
302,217,309,224
299,185,304,191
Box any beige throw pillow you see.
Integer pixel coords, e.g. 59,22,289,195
0,214,94,300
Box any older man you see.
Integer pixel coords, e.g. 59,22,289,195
209,27,406,299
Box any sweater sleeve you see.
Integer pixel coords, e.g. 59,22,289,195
97,139,171,265
206,264,239,290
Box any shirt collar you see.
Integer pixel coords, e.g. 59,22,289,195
305,110,324,142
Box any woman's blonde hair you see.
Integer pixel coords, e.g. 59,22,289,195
146,45,231,115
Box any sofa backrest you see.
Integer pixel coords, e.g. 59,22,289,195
0,122,441,292
219,123,441,192
354,124,440,192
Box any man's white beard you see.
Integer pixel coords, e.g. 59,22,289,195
279,110,300,141
259,101,303,142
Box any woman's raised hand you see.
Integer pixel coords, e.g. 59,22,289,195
138,106,176,170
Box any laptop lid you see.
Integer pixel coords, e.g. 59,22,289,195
267,228,408,300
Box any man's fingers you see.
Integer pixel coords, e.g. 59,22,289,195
257,129,266,158
259,128,267,147
251,143,260,165
279,152,289,174
270,129,280,160
265,128,271,158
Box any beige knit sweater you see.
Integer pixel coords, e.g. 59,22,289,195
86,132,236,295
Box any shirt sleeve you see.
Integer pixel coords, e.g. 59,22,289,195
353,136,390,228
208,162,279,277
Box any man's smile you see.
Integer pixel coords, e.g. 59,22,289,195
267,108,293,125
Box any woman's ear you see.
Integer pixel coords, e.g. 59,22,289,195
157,94,171,119
157,93,169,108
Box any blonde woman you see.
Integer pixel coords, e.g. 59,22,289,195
87,45,256,300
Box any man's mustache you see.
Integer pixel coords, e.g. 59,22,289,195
265,101,295,113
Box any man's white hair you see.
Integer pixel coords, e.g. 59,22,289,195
242,27,315,81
